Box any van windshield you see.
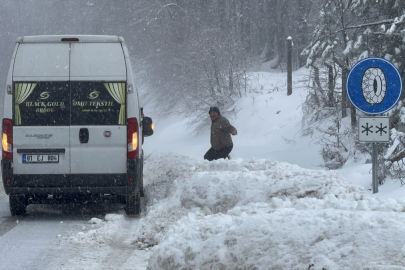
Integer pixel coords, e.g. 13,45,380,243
13,81,126,126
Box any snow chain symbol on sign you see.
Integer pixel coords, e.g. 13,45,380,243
362,68,387,104
347,57,402,115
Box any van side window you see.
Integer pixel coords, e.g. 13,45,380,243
13,82,70,126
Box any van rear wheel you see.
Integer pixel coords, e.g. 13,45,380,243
139,180,144,197
125,192,140,215
9,195,27,216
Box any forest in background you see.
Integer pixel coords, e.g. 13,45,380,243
300,0,405,183
0,0,314,120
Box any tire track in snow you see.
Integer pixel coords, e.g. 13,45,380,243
98,215,141,269
0,216,25,238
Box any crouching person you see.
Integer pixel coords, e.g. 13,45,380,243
204,107,237,161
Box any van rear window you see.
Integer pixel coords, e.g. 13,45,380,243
70,82,126,126
13,81,126,126
14,82,70,126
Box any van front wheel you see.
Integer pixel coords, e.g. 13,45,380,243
125,192,140,215
9,195,27,216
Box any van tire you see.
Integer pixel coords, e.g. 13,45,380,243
139,181,144,197
9,195,27,216
125,192,140,215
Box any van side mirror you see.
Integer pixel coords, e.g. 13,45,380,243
142,117,154,137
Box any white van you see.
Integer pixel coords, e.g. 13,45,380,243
1,35,152,216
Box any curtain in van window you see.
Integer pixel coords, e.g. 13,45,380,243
14,83,36,125
104,83,125,125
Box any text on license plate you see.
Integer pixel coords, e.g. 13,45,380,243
23,154,59,163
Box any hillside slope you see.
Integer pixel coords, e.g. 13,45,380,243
143,68,323,169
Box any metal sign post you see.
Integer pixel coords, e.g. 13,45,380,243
359,117,390,193
347,57,402,194
372,143,378,193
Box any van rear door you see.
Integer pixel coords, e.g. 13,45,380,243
69,43,127,186
12,43,70,186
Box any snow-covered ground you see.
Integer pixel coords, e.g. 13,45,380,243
143,66,324,169
141,154,405,269
2,64,405,269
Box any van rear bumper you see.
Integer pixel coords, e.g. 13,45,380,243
2,186,138,195
2,159,142,195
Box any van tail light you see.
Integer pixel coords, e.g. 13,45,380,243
2,119,13,159
127,118,139,159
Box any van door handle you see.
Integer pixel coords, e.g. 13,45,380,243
79,128,89,143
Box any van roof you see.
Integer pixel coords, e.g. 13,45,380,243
16,35,125,43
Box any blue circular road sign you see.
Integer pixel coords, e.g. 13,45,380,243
347,57,402,115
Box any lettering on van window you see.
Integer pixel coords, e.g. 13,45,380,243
25,101,65,113
25,134,53,139
14,81,70,126
70,82,125,126
25,102,65,107
72,100,115,107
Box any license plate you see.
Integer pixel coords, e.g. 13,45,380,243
23,154,59,163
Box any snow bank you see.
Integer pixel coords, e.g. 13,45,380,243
184,158,366,209
68,214,127,246
62,152,405,268
130,153,405,269
143,152,196,205
149,204,405,269
134,153,195,249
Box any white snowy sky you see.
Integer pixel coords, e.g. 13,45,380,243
2,62,405,269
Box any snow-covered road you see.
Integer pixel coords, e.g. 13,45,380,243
0,193,149,270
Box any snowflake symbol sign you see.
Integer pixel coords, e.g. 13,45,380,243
362,67,387,105
375,123,387,136
361,123,373,136
358,117,390,142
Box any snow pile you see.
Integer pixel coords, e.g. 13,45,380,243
181,158,365,211
143,152,196,204
132,153,198,250
68,214,126,246
134,153,194,248
148,204,405,269
134,204,189,249
128,153,405,268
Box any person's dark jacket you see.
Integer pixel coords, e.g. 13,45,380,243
210,115,236,150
